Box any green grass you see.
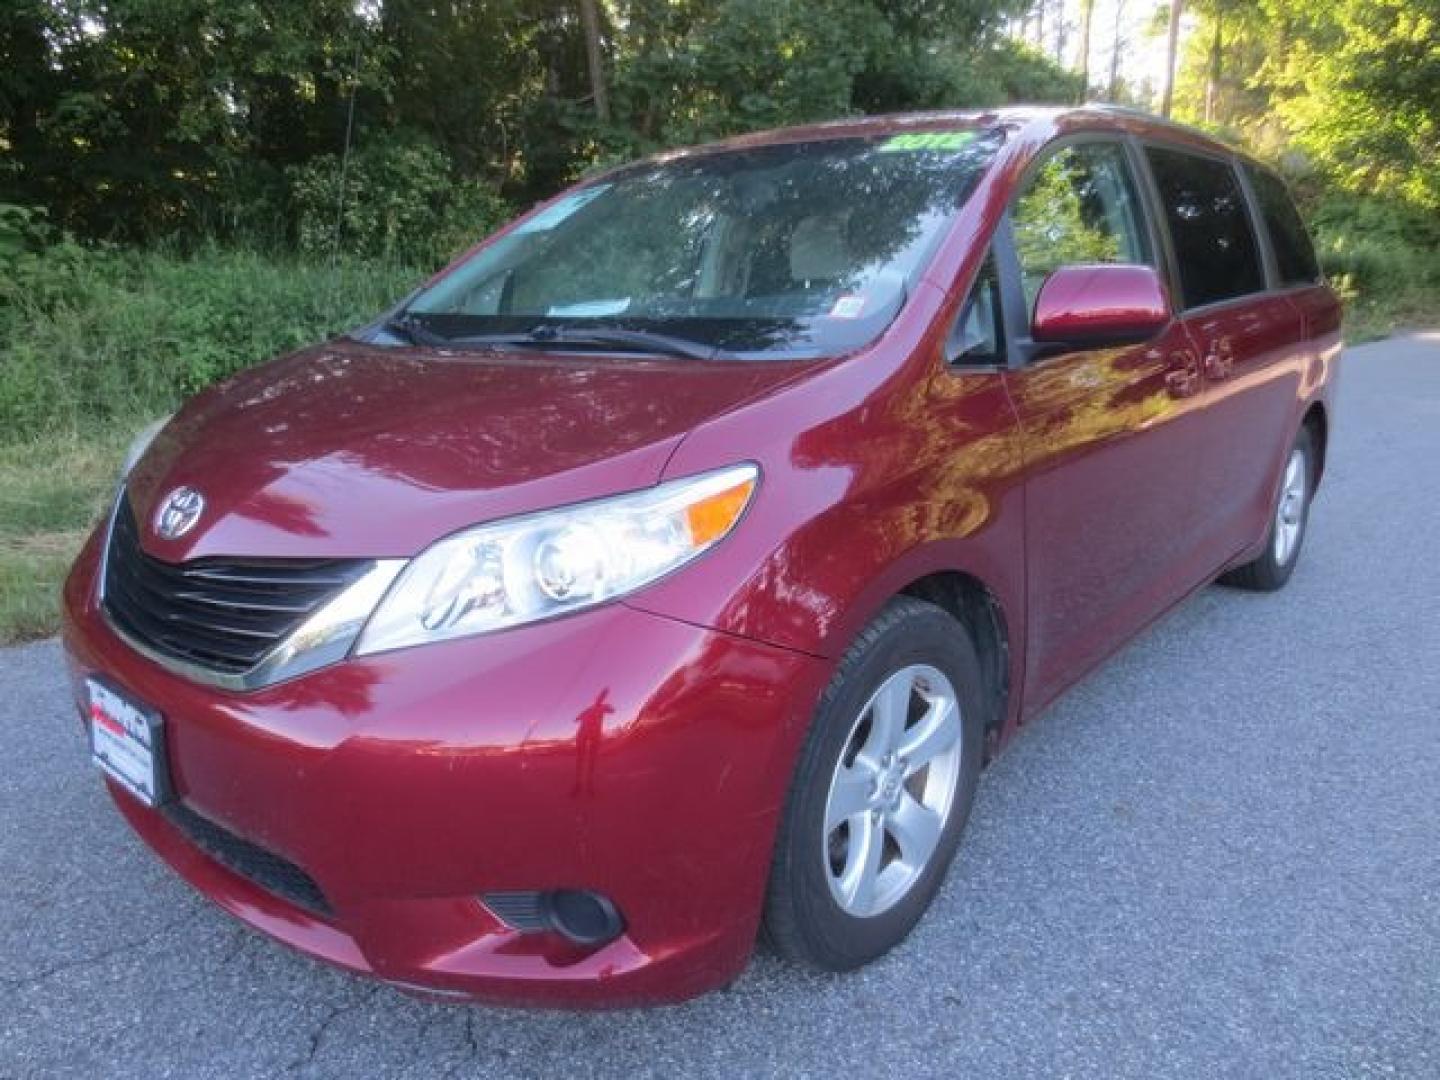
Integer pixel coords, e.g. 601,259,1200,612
1,243,418,439
0,429,134,643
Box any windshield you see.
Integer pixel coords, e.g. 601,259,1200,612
399,128,1004,360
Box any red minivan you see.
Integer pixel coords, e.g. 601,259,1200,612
62,106,1340,1006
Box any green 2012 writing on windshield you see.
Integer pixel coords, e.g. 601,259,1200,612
878,131,977,153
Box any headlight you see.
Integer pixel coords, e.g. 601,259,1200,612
355,463,759,655
121,415,172,477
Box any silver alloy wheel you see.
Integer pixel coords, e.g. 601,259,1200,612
1273,446,1308,565
822,663,963,918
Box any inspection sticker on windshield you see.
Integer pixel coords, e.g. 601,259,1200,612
829,294,867,319
878,131,977,153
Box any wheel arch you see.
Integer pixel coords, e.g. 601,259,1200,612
898,571,1012,755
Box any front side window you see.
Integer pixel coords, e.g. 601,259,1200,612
401,131,1005,359
1146,147,1264,308
1245,165,1320,287
1010,141,1152,315
947,256,1004,364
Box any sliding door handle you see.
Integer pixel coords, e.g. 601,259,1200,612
1165,352,1202,398
1204,337,1235,380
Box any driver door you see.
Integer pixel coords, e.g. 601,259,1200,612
1000,139,1211,709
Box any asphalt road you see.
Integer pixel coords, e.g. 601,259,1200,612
4,335,1438,1079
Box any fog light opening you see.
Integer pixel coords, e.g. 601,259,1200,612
483,889,625,948
545,889,625,947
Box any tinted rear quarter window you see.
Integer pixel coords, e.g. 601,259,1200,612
1246,165,1321,286
1145,146,1264,308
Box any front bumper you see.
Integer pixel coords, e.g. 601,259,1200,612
62,529,827,1006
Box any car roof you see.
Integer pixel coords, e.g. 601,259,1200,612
643,104,1250,168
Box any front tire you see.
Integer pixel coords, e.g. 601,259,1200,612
1220,426,1316,592
763,597,985,971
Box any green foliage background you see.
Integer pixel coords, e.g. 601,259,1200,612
1171,0,1440,334
1,0,1069,260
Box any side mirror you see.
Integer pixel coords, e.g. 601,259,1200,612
1031,264,1171,348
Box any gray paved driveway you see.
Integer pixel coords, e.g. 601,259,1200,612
3,335,1438,1079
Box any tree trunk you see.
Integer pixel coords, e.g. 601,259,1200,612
1204,9,1224,123
578,0,609,124
1160,0,1184,118
1077,0,1095,102
1108,0,1126,101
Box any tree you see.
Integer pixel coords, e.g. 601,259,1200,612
0,0,1087,248
578,0,610,123
1076,0,1096,101
1163,0,1439,210
1107,0,1128,100
1168,0,1268,128
1160,0,1184,117
1203,2,1222,121
1263,0,1440,209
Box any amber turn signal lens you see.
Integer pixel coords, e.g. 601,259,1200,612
685,477,756,546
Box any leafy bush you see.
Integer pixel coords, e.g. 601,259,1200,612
0,204,58,258
1311,194,1440,292
1303,192,1440,338
975,38,1087,104
288,137,512,267
0,242,417,438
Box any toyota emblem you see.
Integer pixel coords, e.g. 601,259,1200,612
154,486,205,540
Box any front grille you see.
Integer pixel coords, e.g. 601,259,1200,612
102,496,370,676
163,801,332,917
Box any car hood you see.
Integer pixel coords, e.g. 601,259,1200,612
125,339,814,560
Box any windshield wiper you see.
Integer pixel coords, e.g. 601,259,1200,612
384,313,450,347
451,325,726,361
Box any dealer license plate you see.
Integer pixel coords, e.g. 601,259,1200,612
87,678,169,807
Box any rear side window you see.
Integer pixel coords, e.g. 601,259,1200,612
1145,147,1264,308
1246,165,1321,286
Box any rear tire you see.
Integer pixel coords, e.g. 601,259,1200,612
762,597,984,971
1220,426,1316,592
